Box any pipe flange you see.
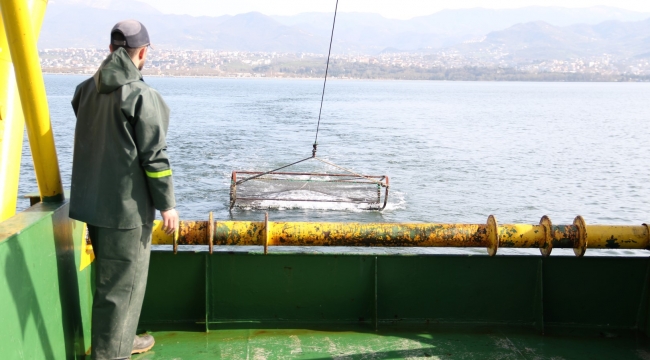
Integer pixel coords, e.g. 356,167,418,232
539,215,553,257
487,215,499,257
208,212,214,255
573,215,587,257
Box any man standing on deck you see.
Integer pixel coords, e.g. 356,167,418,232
69,20,178,359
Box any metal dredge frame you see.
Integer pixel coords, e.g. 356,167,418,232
227,0,392,212
230,171,389,210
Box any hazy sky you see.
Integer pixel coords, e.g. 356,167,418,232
137,0,650,19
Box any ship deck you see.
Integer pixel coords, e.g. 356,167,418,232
134,325,650,360
5,202,650,359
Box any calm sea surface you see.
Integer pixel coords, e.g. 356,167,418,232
18,76,650,228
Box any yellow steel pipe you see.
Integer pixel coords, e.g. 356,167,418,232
0,0,48,219
585,225,649,249
151,215,650,257
0,0,64,202
269,222,488,247
498,224,544,248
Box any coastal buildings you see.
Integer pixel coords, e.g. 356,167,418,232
39,48,650,80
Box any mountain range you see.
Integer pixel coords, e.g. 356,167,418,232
41,0,650,59
466,19,650,60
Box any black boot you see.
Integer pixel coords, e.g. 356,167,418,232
132,334,155,354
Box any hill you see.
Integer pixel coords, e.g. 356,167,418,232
39,1,650,56
455,18,650,60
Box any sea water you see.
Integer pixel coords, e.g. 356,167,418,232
20,76,650,231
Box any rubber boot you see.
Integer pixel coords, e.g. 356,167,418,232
132,334,155,354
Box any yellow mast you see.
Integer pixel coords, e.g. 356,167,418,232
0,0,50,220
0,0,63,209
0,22,25,221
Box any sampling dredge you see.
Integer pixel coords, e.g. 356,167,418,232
230,0,390,210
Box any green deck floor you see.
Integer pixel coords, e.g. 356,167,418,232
131,326,650,360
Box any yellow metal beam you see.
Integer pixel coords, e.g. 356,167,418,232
0,0,48,220
151,215,650,257
0,32,25,220
0,0,63,202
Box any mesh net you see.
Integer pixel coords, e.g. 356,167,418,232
231,171,388,210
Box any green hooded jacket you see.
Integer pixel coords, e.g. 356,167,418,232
70,48,175,229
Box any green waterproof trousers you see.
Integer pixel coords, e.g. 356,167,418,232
88,223,152,360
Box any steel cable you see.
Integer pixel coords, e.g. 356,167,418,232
312,0,339,155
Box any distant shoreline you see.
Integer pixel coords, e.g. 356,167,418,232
42,71,650,82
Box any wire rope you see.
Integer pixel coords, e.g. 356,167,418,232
312,0,339,156
238,0,341,186
235,0,387,192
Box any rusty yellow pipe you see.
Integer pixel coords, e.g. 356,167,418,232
498,224,545,248
269,222,488,247
0,0,48,219
151,217,650,257
0,0,64,202
585,225,649,249
153,221,489,247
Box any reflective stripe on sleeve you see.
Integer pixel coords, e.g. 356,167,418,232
145,169,173,178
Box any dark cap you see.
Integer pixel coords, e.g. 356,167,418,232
111,20,151,48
